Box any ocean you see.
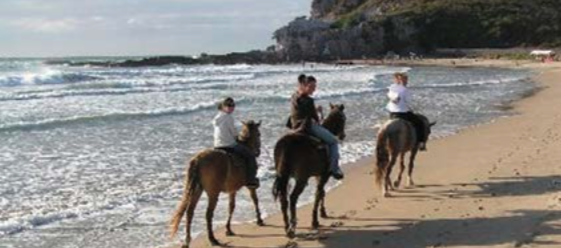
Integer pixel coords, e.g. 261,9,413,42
0,58,535,248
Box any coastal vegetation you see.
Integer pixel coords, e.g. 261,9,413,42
275,0,561,61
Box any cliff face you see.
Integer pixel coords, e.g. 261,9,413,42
274,0,561,61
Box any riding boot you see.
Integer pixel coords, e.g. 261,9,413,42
245,159,260,189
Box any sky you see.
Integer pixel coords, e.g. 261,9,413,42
0,0,310,57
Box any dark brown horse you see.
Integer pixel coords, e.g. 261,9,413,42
375,114,435,197
170,121,263,248
272,104,346,238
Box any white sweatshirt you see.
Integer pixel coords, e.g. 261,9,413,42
386,84,414,113
213,111,238,148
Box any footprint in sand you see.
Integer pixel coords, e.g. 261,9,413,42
330,221,345,227
301,231,328,241
284,241,298,248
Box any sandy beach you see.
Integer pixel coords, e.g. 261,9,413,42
172,59,561,248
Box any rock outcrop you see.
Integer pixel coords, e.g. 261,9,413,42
275,0,561,62
46,51,283,67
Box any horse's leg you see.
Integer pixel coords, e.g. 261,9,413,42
225,192,236,236
248,188,264,226
407,147,419,187
320,193,328,218
183,188,202,248
394,153,406,188
287,179,307,238
313,176,329,228
280,185,290,234
205,192,221,246
384,152,398,197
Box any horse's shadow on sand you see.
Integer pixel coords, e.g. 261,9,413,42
443,175,561,199
214,176,561,248
313,209,561,248
222,209,561,248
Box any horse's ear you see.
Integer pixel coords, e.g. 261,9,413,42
429,121,437,127
256,121,262,127
330,102,335,109
339,104,345,111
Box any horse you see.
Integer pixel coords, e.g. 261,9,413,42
375,114,435,197
170,120,264,248
272,103,346,238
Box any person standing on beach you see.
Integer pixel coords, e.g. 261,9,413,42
386,72,428,151
213,97,260,188
288,75,344,180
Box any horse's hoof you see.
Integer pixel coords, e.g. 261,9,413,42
209,238,222,246
383,192,392,198
407,179,415,187
256,219,265,226
287,230,296,239
394,180,401,188
181,244,190,248
225,230,236,236
320,211,329,219
312,221,320,229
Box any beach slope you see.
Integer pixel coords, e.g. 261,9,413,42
175,61,561,248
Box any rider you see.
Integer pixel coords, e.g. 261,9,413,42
289,75,344,180
386,72,427,151
213,97,260,188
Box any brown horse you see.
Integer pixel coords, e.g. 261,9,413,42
375,114,435,197
170,121,263,248
272,103,346,238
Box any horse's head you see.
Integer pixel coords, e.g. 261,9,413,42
322,103,347,141
239,120,262,157
417,114,436,145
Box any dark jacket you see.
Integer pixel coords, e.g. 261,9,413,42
287,92,319,130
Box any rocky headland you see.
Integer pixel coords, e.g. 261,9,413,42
49,0,561,67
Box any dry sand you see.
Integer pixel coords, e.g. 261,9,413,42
171,60,561,248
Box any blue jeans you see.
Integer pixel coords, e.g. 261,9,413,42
310,124,340,173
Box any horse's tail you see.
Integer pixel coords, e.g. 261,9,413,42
272,139,290,202
170,157,201,238
375,129,389,188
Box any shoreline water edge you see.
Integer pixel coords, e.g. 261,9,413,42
1,58,559,248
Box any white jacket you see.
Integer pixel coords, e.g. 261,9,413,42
213,111,238,148
386,84,414,113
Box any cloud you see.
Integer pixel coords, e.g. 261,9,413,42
11,18,79,33
0,0,311,56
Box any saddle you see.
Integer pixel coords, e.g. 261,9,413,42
286,118,328,150
214,147,246,168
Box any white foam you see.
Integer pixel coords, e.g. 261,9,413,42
0,68,99,87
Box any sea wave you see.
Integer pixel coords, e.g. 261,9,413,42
0,80,239,102
0,189,173,237
420,76,528,89
0,99,250,131
0,69,100,87
0,85,387,130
